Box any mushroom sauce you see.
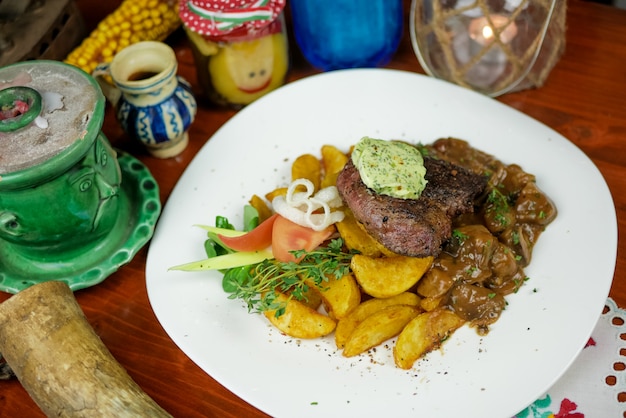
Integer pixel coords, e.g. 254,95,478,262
417,137,558,335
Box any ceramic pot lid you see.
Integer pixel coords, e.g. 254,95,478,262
0,60,102,175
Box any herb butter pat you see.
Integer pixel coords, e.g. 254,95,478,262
351,137,427,200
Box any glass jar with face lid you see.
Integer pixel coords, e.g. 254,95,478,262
180,0,290,108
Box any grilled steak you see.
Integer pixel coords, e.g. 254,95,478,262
336,157,487,257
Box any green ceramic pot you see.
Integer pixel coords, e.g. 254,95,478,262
0,60,117,254
0,61,161,293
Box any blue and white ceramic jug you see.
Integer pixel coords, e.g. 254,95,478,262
94,41,197,158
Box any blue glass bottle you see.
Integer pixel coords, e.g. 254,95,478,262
289,0,404,71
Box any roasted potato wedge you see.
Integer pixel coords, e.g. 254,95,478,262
351,254,434,298
335,292,422,349
265,187,287,203
292,153,321,191
420,296,444,312
393,308,465,369
307,273,361,320
294,286,323,311
264,293,336,339
320,145,349,188
248,194,273,223
336,209,396,258
343,305,421,357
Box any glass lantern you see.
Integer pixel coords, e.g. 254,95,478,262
410,0,566,97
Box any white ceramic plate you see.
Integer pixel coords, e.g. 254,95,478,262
146,69,617,418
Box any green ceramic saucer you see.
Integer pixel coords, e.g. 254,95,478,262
0,152,161,294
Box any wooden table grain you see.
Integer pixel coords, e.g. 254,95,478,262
1,1,625,416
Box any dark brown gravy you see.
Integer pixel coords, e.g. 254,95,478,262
418,138,558,335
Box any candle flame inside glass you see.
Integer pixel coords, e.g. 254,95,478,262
482,25,494,40
469,15,518,46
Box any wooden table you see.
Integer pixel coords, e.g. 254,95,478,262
1,0,625,416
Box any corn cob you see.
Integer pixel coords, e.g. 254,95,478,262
65,0,181,74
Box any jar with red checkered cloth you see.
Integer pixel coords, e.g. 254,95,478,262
179,0,289,107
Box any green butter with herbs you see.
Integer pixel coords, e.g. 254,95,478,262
351,137,427,200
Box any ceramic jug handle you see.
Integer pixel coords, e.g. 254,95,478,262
92,63,122,106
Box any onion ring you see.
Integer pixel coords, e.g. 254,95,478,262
272,179,345,231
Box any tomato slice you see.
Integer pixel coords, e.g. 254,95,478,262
218,213,279,252
272,215,335,263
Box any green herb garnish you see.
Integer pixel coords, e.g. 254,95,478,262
222,239,355,317
452,228,469,243
486,188,514,228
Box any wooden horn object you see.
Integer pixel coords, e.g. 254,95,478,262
0,280,172,417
